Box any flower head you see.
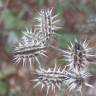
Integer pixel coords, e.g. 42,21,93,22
65,69,93,92
12,28,47,68
35,8,61,39
33,65,66,95
64,39,95,70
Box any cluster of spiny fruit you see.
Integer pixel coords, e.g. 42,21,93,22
12,8,95,96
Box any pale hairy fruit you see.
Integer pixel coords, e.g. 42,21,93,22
11,8,95,96
33,66,93,95
65,69,93,93
35,8,61,39
12,28,47,68
64,39,95,70
33,65,67,96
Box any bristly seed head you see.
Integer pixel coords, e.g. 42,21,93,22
11,8,94,96
65,69,93,92
35,8,61,39
33,65,67,96
12,28,47,68
64,39,95,70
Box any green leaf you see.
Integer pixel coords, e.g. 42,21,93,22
36,0,45,5
2,10,25,30
75,3,93,15
2,10,17,29
56,32,77,48
55,1,64,13
0,79,7,95
0,72,4,79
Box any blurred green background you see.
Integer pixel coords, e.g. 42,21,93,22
0,0,96,96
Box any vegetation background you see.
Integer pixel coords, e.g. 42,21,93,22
0,0,96,96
